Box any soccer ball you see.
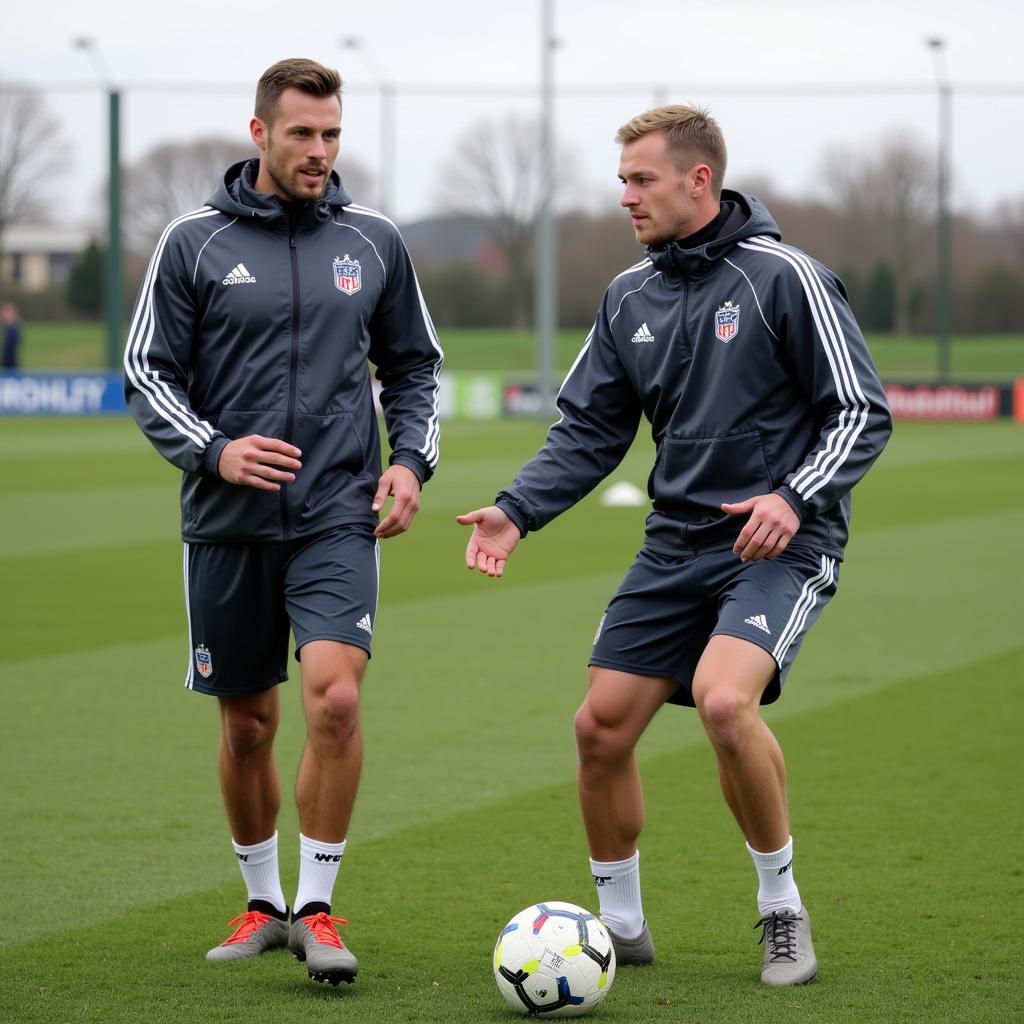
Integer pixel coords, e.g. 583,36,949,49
493,901,616,1017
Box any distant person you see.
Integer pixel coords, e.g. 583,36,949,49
2,303,21,369
458,105,892,985
124,58,443,986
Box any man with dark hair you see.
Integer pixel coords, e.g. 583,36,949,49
124,58,442,986
459,104,891,985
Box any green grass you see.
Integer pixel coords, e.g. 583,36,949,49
1,417,1023,1022
15,322,1024,379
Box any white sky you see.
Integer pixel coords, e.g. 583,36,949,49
2,0,1020,228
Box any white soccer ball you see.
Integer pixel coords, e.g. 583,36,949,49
493,901,616,1017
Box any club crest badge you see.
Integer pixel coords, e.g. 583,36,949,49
715,300,740,342
194,644,213,679
333,255,362,295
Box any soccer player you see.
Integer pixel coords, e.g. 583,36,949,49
458,105,891,985
124,58,442,985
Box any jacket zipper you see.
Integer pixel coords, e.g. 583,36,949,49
281,229,300,540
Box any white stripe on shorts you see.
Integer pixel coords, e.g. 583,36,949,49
772,554,836,665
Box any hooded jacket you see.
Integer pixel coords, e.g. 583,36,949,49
496,191,892,558
124,160,443,544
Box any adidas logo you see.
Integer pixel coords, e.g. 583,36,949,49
222,262,256,285
631,321,655,344
355,613,373,636
744,613,771,635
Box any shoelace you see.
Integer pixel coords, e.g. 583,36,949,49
754,911,800,963
223,910,275,945
302,912,350,949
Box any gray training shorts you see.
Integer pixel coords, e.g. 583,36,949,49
183,526,380,696
589,543,839,707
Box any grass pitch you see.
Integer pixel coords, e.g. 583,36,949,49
1,416,1022,1023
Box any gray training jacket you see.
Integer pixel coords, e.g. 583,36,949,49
124,160,443,544
496,191,892,559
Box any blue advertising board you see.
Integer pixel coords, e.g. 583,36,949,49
0,373,127,415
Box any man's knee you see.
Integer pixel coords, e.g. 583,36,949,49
694,685,757,753
574,699,633,766
220,697,279,760
307,678,361,745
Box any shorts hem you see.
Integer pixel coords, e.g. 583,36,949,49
587,656,687,687
294,633,372,661
709,627,782,670
186,673,289,698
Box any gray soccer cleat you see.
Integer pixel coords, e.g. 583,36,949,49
205,909,289,961
755,906,817,985
605,920,655,966
289,912,359,985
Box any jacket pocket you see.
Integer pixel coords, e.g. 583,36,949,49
290,411,380,527
651,431,771,525
183,409,287,539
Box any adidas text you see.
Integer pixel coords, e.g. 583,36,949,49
631,322,655,344
222,263,256,286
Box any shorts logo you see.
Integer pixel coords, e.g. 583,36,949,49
356,613,373,636
744,613,771,635
333,255,362,295
593,614,606,645
194,644,213,678
715,300,740,342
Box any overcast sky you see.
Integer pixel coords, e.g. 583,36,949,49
3,0,1020,228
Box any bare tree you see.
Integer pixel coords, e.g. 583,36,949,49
123,137,374,254
434,115,577,327
821,132,936,333
0,81,65,262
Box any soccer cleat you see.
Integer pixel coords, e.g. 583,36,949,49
605,920,655,966
755,906,817,985
205,909,289,961
289,912,359,985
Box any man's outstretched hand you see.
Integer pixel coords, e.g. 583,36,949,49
456,506,522,578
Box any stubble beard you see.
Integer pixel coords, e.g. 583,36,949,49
264,150,328,204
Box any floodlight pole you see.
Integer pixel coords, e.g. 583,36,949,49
927,37,952,382
74,38,122,369
106,89,123,370
536,0,558,415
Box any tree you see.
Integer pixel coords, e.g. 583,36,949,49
66,241,105,317
0,81,65,263
821,132,936,334
433,116,577,328
122,137,374,254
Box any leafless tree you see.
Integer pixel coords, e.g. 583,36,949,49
821,132,936,333
434,115,578,327
122,137,374,254
0,81,66,262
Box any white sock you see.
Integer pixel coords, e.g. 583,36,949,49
746,836,801,915
590,851,644,939
232,831,286,915
293,834,346,916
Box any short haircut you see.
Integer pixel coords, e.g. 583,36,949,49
615,105,727,197
254,58,343,123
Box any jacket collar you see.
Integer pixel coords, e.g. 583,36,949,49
646,190,781,279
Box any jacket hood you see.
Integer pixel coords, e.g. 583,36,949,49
647,190,781,278
206,159,353,228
